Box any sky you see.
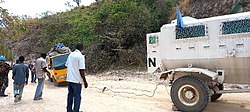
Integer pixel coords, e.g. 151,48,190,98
0,0,96,17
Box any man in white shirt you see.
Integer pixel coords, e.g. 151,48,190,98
34,53,48,100
65,43,88,112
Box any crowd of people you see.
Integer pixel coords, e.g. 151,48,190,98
0,43,88,112
0,53,49,102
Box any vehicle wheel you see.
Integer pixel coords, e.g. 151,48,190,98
52,77,59,86
49,77,53,82
211,84,223,102
171,76,211,112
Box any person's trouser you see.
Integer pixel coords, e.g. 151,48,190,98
0,77,8,96
31,72,36,82
13,83,25,98
67,82,82,112
34,78,45,99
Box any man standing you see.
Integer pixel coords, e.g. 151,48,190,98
34,53,48,100
0,56,11,97
12,56,29,102
66,43,88,112
29,61,36,83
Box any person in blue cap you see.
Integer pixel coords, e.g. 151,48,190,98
0,56,11,97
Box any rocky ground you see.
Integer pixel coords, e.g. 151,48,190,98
0,70,250,112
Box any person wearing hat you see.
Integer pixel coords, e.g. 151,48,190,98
0,56,11,97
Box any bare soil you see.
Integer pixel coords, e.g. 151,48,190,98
1,70,250,112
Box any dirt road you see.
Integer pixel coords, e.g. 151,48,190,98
1,70,250,112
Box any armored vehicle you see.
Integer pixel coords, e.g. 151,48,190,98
147,12,250,111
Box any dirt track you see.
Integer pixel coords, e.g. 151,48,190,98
0,70,250,112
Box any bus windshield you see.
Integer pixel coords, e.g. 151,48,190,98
53,54,69,70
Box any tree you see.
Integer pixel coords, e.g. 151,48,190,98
65,1,74,9
73,0,81,6
0,7,26,61
134,0,174,32
93,0,151,49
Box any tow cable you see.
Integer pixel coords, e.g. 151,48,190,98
88,79,169,97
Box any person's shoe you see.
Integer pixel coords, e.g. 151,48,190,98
18,96,22,101
33,97,42,100
14,95,20,102
2,94,8,97
0,94,8,97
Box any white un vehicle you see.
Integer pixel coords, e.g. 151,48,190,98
147,12,250,112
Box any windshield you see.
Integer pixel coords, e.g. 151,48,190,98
53,54,69,70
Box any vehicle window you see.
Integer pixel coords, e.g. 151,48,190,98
176,25,206,39
222,19,250,35
53,54,69,69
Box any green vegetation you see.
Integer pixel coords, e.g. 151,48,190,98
0,7,26,60
0,0,175,72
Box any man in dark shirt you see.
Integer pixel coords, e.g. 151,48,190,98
12,56,29,102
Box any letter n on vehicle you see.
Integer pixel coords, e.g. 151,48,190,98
148,58,156,67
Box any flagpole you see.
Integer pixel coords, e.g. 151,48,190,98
176,0,184,30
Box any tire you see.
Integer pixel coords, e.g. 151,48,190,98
171,76,211,112
49,77,53,82
211,84,223,102
52,77,59,86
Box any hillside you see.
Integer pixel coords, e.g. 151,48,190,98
1,0,250,72
177,0,250,19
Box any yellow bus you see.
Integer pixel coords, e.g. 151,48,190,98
47,53,69,86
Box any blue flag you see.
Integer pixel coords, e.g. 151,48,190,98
176,7,184,29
